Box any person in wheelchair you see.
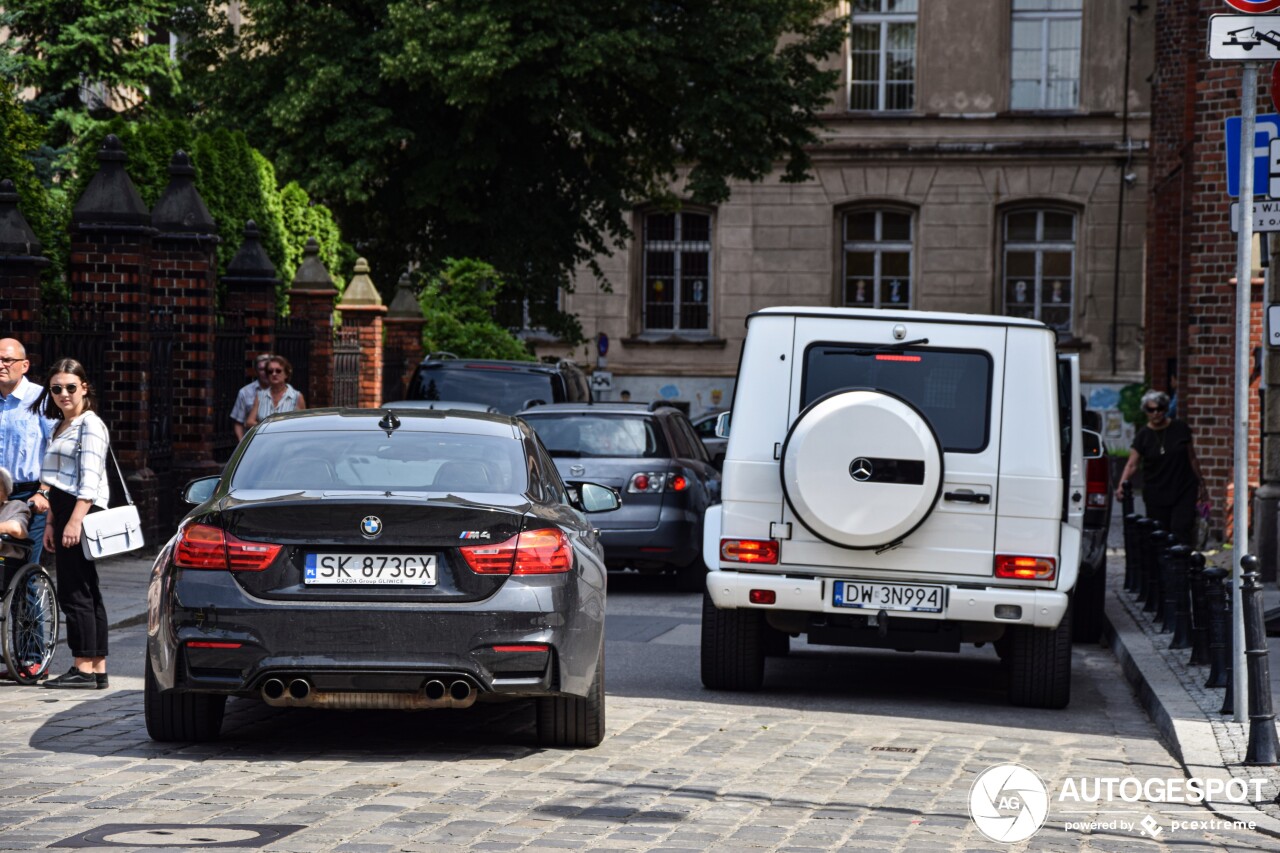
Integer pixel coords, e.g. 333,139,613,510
0,467,33,580
0,466,56,683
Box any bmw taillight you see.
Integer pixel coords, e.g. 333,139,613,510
174,523,282,572
628,472,689,493
994,555,1056,580
1086,457,1109,508
461,528,572,575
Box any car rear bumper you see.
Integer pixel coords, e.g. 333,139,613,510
705,570,1069,629
597,512,700,568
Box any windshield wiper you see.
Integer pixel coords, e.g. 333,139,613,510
826,338,929,356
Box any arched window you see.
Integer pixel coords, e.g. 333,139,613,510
642,211,711,332
842,209,913,309
1002,208,1076,334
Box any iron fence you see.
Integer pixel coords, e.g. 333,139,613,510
333,328,361,408
274,316,313,400
213,311,248,462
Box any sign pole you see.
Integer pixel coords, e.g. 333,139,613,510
1234,63,1258,724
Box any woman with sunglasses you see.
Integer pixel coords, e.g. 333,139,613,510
1114,389,1207,546
29,358,111,689
244,355,306,432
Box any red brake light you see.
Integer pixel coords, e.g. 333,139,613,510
875,354,921,362
670,475,688,492
462,529,571,575
994,555,1056,580
632,473,651,492
1086,457,1109,506
186,641,243,649
492,644,549,653
749,589,777,605
720,538,779,564
174,523,281,572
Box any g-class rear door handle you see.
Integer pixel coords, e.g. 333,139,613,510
944,491,990,505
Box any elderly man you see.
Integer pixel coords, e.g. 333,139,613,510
231,353,273,440
0,339,51,563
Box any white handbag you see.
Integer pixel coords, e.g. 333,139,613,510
78,431,145,560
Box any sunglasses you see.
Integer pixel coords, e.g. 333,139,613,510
1144,406,1166,414
0,357,27,367
266,368,285,375
49,384,79,395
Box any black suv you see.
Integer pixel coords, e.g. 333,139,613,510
406,356,591,415
520,402,721,590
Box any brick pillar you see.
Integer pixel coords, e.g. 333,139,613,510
151,151,221,498
0,178,49,349
68,134,156,526
222,220,280,360
288,238,337,408
337,257,387,408
384,272,426,401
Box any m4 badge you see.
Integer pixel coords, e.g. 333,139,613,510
459,531,491,540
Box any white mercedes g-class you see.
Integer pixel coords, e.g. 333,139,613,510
701,306,1100,708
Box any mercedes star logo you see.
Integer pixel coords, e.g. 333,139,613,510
849,457,874,482
360,515,383,538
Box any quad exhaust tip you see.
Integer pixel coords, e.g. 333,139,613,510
288,679,311,700
262,678,285,701
260,675,477,710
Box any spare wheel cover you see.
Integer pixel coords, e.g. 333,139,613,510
781,389,943,550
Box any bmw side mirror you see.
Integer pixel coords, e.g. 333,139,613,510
182,475,221,505
1082,428,1104,460
566,481,621,513
715,411,731,439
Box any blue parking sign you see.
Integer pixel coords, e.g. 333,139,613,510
1225,113,1280,197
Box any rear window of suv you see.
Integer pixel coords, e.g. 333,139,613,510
801,343,992,452
523,414,669,458
408,364,561,414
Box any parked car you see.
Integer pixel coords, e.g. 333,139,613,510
405,354,591,414
691,408,728,468
520,402,720,590
145,407,620,747
1073,406,1113,644
702,306,1103,709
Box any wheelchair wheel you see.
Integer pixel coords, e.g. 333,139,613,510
1,564,59,685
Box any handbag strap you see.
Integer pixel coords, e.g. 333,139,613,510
73,415,133,507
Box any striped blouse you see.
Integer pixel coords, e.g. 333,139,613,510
39,411,110,508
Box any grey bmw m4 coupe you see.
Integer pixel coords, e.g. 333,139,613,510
145,408,619,748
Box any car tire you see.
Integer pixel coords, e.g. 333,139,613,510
1007,604,1072,709
700,591,765,691
1071,563,1106,644
536,645,605,749
144,656,226,743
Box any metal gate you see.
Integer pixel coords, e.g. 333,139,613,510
382,338,408,403
273,316,313,400
213,310,248,462
38,318,110,381
148,306,176,535
333,328,361,408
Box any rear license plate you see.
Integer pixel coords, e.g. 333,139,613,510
304,554,438,586
832,580,945,614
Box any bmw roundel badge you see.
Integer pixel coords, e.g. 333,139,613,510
360,515,383,538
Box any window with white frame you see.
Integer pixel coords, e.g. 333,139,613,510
1010,0,1082,111
1002,209,1076,334
642,211,711,332
842,209,913,309
849,0,917,112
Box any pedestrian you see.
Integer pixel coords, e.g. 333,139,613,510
1114,389,1207,546
619,389,631,403
244,355,306,430
230,353,273,441
0,466,33,576
33,358,111,689
0,338,53,564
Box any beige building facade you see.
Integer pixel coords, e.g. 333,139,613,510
537,1,1153,423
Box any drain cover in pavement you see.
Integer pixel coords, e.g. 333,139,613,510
53,824,304,848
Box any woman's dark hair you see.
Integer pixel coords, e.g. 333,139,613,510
27,358,95,420
266,355,293,380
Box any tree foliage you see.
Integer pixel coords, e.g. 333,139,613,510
418,259,535,361
179,0,845,340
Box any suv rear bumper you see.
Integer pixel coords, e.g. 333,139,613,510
706,570,1068,629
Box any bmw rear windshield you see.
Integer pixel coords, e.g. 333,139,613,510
233,431,529,493
522,414,669,458
801,343,992,452
408,364,562,414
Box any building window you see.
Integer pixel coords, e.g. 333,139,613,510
849,0,917,112
642,211,711,332
842,209,913,309
1003,209,1076,334
1010,0,1082,111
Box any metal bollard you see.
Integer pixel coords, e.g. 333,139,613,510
1123,512,1141,592
1222,617,1234,716
1167,545,1193,649
1155,532,1177,631
1137,518,1160,606
1241,557,1280,765
1188,552,1211,666
1149,530,1172,619
1121,478,1135,517
1204,567,1230,689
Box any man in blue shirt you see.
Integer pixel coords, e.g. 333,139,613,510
0,339,53,563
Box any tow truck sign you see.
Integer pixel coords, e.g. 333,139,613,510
1210,15,1280,58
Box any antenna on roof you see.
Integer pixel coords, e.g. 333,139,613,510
378,409,401,435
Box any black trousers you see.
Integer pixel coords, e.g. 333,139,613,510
1145,487,1198,548
48,488,108,658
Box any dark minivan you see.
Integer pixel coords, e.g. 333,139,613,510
407,355,591,415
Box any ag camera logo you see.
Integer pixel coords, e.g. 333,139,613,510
969,763,1049,843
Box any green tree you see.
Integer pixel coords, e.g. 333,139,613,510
179,0,845,340
418,259,534,361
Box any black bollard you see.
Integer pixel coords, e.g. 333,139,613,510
1150,530,1173,619
1188,552,1211,666
1222,606,1235,716
1123,512,1141,592
1241,558,1280,765
1155,532,1177,631
1167,545,1193,649
1121,479,1135,517
1204,567,1231,689
1138,519,1161,607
